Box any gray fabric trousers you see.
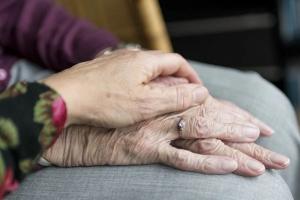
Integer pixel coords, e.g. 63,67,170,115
6,60,300,200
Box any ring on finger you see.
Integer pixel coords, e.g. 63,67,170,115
177,118,186,134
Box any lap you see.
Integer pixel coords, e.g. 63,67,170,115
8,60,297,199
7,165,293,200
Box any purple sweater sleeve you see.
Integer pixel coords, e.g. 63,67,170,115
0,0,119,71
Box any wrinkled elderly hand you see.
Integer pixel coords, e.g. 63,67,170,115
150,76,275,138
171,97,289,176
43,121,238,175
42,49,207,128
196,96,275,137
43,97,289,176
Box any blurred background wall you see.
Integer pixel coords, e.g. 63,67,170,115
159,0,300,121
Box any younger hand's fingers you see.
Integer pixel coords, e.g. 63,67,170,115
226,142,290,169
145,51,202,84
150,76,189,87
221,100,274,136
173,139,265,176
180,114,260,142
146,85,209,117
159,145,237,174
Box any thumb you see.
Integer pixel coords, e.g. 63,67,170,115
146,84,209,117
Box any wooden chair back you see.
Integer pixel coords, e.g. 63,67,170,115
55,0,173,52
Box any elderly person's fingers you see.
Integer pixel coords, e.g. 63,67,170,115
159,145,238,174
221,100,274,136
150,76,270,140
177,112,260,142
226,142,290,169
173,139,265,176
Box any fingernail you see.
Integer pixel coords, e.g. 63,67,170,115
270,153,290,167
193,87,208,103
244,126,260,139
258,120,275,135
221,159,238,172
264,125,275,135
247,160,265,174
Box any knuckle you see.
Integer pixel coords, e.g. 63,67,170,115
226,125,235,134
197,118,211,138
172,53,185,61
195,139,223,154
246,144,260,157
224,141,234,147
174,151,187,168
252,145,268,159
200,157,215,172
188,116,210,138
225,125,239,139
176,86,191,110
230,149,243,161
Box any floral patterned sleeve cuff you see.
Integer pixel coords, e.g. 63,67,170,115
0,82,67,197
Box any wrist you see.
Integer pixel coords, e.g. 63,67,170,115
39,75,75,127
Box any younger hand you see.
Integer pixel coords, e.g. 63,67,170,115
42,49,206,128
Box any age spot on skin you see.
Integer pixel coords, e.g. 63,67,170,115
105,92,111,98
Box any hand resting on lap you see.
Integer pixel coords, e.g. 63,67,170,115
43,96,289,176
